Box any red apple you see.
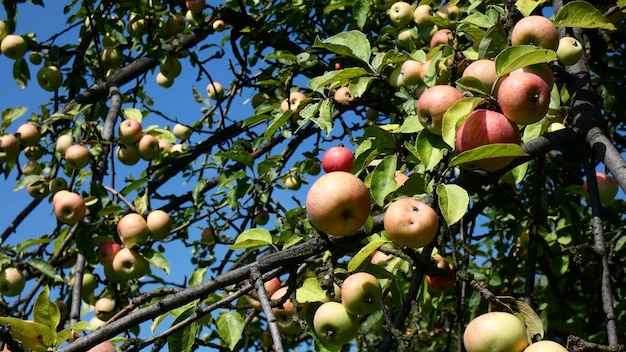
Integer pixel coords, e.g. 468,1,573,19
383,198,439,248
321,145,354,173
417,85,464,135
430,28,453,48
96,241,122,267
497,71,550,125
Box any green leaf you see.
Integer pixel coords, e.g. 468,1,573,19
370,155,398,206
142,248,170,275
396,115,423,134
353,0,370,29
168,307,198,352
414,131,446,171
17,237,52,253
436,184,469,225
189,267,207,287
230,228,273,250
455,76,490,96
1,106,27,131
0,318,56,352
14,175,43,191
441,97,482,148
122,107,144,121
495,46,557,77
296,277,328,303
312,30,371,63
514,300,545,341
12,58,29,89
554,1,616,30
26,258,63,282
449,143,528,168
347,239,389,272
216,311,244,351
478,25,509,60
308,68,368,92
33,286,61,331
56,321,90,347
515,0,548,17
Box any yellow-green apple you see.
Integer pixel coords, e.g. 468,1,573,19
340,272,382,316
173,123,192,140
186,0,205,14
170,143,184,154
27,180,49,199
0,134,20,162
156,72,174,88
24,145,44,161
253,209,270,225
206,81,224,100
159,56,182,79
116,143,140,165
417,85,464,135
321,145,354,173
436,4,461,21
87,341,116,352
146,209,172,240
0,267,26,297
383,198,439,248
16,123,41,147
71,271,97,303
185,9,204,26
118,119,142,144
37,66,63,91
280,91,307,112
413,4,433,27
127,14,146,37
455,109,521,171
213,19,226,31
111,247,149,280
96,241,122,267
524,340,568,352
556,36,583,66
89,316,106,330
284,169,302,190
462,59,497,92
117,213,149,247
497,71,550,125
55,300,69,324
306,171,371,236
55,134,74,156
583,171,619,205
313,301,359,346
397,28,415,43
426,254,455,291
307,161,321,175
49,177,68,194
334,86,354,104
166,13,186,35
52,190,87,224
101,46,123,69
270,286,301,334
430,28,453,48
159,140,172,153
21,160,39,175
401,60,423,86
200,227,216,245
64,144,90,169
389,66,404,88
138,134,160,160
510,15,559,50
251,92,270,108
389,2,414,28
94,297,117,321
0,34,27,60
512,63,554,91
463,311,528,352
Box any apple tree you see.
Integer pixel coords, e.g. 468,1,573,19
0,0,625,351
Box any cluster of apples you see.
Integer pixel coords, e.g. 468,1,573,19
116,119,167,165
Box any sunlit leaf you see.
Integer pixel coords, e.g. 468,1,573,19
515,0,548,17
514,300,545,340
495,45,557,77
554,1,616,30
296,277,327,303
313,30,372,64
436,184,469,225
347,239,389,272
168,307,198,352
0,318,56,352
33,286,61,331
142,248,170,275
230,228,273,250
441,97,482,148
216,311,244,351
308,68,368,92
449,143,528,168
370,155,398,206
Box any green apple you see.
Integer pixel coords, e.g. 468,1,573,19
0,266,26,297
186,0,205,14
37,66,63,91
1,34,27,60
383,198,439,248
55,134,74,156
556,36,583,66
284,168,302,190
21,160,39,176
29,51,42,65
156,72,174,87
313,301,359,346
253,209,270,225
27,180,50,199
116,143,141,165
0,20,7,42
173,123,192,140
413,4,433,27
117,213,149,247
463,312,528,352
166,13,186,35
159,56,182,79
101,46,123,69
251,92,270,108
206,81,224,100
340,272,382,316
213,19,226,32
23,144,44,161
94,297,117,321
389,2,414,28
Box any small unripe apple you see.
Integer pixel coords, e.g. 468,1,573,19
284,170,301,190
321,145,354,173
23,144,44,161
334,86,354,104
27,180,49,199
94,297,117,321
435,4,461,21
200,227,216,245
213,19,226,32
37,66,63,91
341,272,382,316
1,34,27,60
16,123,41,147
384,198,439,248
118,119,143,144
0,134,20,162
156,72,174,88
166,13,186,35
463,311,528,352
116,143,141,165
173,123,192,140
64,144,91,169
280,91,307,112
0,266,26,297
556,36,583,66
253,209,270,225
583,171,619,205
22,160,39,176
118,213,149,247
146,210,172,240
510,15,559,51
159,57,182,79
138,134,160,160
413,4,433,27
389,2,414,28
55,134,74,156
206,81,224,100
49,177,68,194
52,190,87,224
101,46,123,69
313,301,359,346
251,92,270,108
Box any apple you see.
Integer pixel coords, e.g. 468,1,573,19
556,36,583,66
280,91,307,112
213,19,226,32
321,145,354,173
455,109,521,171
36,66,63,91
270,286,302,334
253,209,270,225
127,14,146,37
118,119,142,144
186,0,205,14
146,209,172,240
389,66,404,87
64,144,90,169
583,171,619,205
436,4,461,21
524,340,568,352
116,143,141,165
307,161,321,175
251,92,270,108
55,300,69,324
101,46,123,69
185,10,204,26
306,171,371,236
200,227,216,245
159,140,172,153
16,123,41,147
463,311,528,352
366,108,379,124
0,134,20,162
334,86,354,104
426,254,455,291
413,4,433,27
170,143,184,154
510,15,559,50
89,316,106,330
111,247,149,280
49,177,68,194
0,267,26,297
462,59,498,93
417,85,464,135
246,277,282,310
159,57,182,79
397,28,415,43
313,301,359,346
340,272,382,316
166,13,186,35
22,160,39,175
71,271,97,303
24,145,44,161
173,123,192,140
400,60,423,86
55,134,74,156
206,81,224,100
87,341,116,352
430,28,454,48
156,72,174,88
383,198,439,248
138,134,160,160
1,34,27,60
497,71,550,125
27,180,49,199
96,241,122,267
94,297,117,321
389,2,413,28
284,170,302,190
117,213,149,247
52,190,87,224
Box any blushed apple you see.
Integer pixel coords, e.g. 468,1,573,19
146,209,172,240
430,28,453,48
417,85,464,135
55,134,74,156
334,86,354,104
583,171,619,205
383,198,439,248
138,134,160,160
321,145,354,173
524,340,568,352
96,241,122,267
156,72,174,88
340,272,382,316
510,15,559,50
116,143,141,165
400,60,423,86
117,213,149,247
463,311,528,352
0,134,20,162
52,190,87,224
16,123,41,147
280,91,307,112
118,119,142,144
497,71,550,125
462,59,498,93
87,341,116,352
64,144,91,169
